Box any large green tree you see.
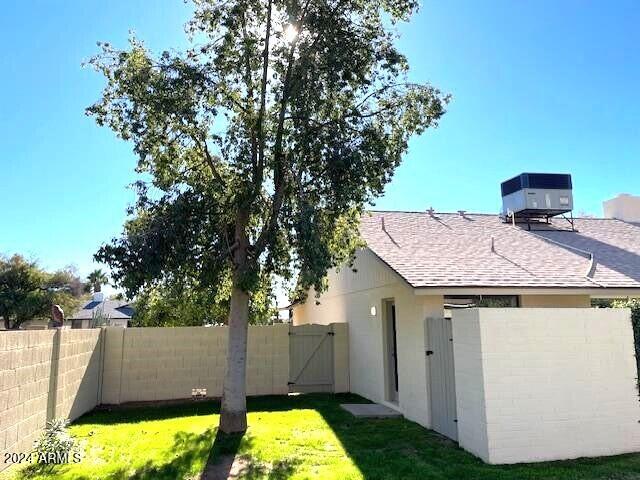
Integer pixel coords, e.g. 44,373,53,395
133,273,276,327
0,255,85,330
89,0,448,432
87,269,109,293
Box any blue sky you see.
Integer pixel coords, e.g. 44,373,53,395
1,0,639,284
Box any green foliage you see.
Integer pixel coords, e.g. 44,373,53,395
32,419,78,463
87,269,108,293
590,298,613,308
133,273,276,327
90,306,111,328
612,298,640,381
476,296,518,308
612,298,640,324
87,0,449,313
133,284,224,327
0,255,85,330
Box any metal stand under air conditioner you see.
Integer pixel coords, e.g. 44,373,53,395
503,211,576,232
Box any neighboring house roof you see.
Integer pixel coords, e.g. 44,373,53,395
70,300,134,320
360,211,640,289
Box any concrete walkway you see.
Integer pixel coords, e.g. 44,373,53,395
340,403,403,419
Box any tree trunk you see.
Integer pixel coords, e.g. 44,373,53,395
219,282,251,433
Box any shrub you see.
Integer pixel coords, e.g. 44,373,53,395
33,419,78,464
612,299,640,386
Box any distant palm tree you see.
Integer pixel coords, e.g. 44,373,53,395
87,269,108,293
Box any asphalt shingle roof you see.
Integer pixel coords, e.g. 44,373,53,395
360,211,640,289
70,300,134,320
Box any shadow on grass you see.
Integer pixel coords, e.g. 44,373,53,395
238,394,640,480
14,427,217,480
22,394,640,480
73,400,222,426
201,429,300,480
127,428,217,480
290,394,640,480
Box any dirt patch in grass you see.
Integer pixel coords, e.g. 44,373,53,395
201,454,299,480
201,454,251,480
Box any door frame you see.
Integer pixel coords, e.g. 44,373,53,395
382,299,399,403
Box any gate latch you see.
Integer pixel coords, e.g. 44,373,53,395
425,350,434,356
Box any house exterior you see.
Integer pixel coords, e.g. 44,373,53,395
604,193,640,223
69,292,134,328
292,194,640,464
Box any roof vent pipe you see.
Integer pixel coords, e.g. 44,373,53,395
380,215,400,248
526,231,602,284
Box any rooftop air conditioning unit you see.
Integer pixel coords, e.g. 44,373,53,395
501,173,573,219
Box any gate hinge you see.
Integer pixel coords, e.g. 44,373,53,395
425,350,434,356
287,382,295,385
327,331,335,336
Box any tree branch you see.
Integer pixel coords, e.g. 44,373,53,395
240,11,258,175
253,0,314,257
254,0,273,191
352,82,413,110
192,134,225,185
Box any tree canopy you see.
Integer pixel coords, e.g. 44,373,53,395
87,269,109,293
0,255,86,329
88,0,448,432
133,275,276,327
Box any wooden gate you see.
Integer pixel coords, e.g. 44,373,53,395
426,317,458,441
289,324,334,393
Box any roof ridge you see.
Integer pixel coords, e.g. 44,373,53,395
368,210,499,216
360,208,640,290
367,210,618,221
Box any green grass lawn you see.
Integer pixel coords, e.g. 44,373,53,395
3,393,640,480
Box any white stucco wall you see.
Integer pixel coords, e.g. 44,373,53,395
293,249,602,432
520,294,591,308
292,248,442,427
603,193,640,222
452,308,640,464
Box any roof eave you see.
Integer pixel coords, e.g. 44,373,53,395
413,286,640,297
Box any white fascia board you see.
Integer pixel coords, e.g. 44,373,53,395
414,287,640,297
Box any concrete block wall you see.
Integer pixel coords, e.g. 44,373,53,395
55,330,102,420
449,313,489,460
101,325,290,404
0,323,337,472
452,308,640,464
0,331,55,468
0,329,102,472
101,327,124,405
246,325,289,396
